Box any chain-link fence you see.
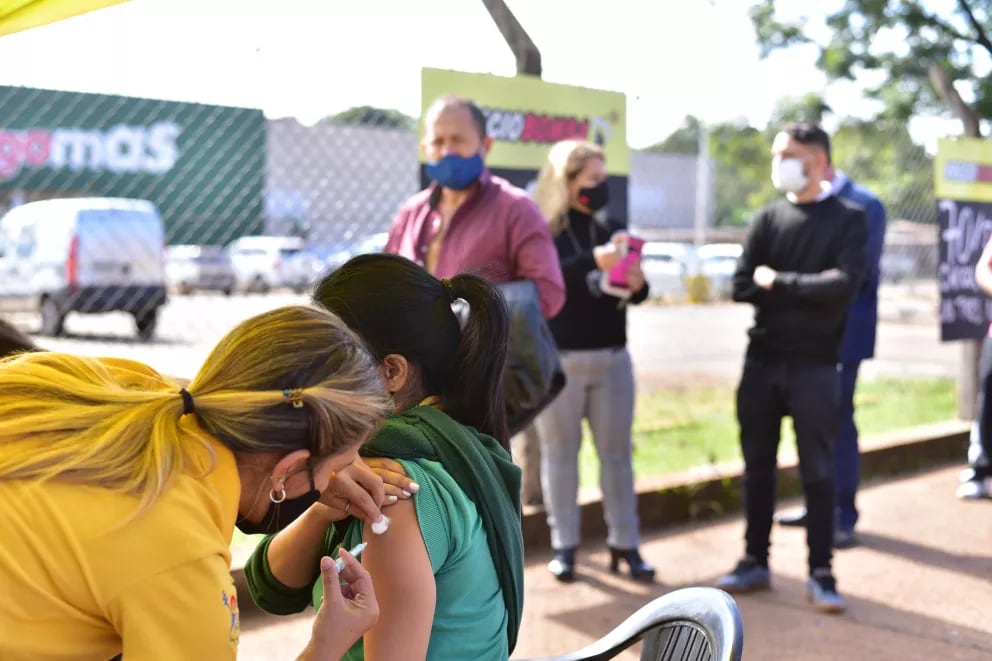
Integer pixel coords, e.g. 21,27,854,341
629,128,940,308
0,82,942,374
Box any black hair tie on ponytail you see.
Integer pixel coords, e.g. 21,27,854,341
179,388,195,416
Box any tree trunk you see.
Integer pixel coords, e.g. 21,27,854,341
929,64,984,419
928,65,982,138
480,0,542,76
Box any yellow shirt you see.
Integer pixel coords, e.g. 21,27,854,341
0,357,243,660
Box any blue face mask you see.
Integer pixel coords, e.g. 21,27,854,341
426,152,485,190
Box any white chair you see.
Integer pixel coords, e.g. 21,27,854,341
514,587,744,661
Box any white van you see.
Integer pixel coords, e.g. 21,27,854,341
0,197,168,339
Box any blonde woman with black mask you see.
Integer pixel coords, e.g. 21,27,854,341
0,305,391,660
530,139,655,583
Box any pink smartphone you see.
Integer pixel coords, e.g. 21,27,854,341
608,235,644,288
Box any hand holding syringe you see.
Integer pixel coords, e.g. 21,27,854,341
335,542,368,573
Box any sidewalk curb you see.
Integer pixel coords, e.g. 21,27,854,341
521,420,969,550
233,420,969,617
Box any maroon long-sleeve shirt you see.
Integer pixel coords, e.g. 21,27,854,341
385,170,565,319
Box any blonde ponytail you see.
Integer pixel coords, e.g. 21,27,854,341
0,305,390,512
0,352,195,512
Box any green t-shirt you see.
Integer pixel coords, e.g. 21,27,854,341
243,406,522,658
326,459,508,661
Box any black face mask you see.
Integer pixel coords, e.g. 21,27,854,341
577,180,609,212
236,463,320,535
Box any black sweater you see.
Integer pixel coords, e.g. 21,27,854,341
548,209,649,351
732,195,868,365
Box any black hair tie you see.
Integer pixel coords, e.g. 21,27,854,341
178,388,195,416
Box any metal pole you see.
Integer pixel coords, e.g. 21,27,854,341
693,124,710,250
960,340,981,420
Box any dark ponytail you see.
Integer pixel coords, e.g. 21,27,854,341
0,319,41,358
312,254,510,449
445,274,510,449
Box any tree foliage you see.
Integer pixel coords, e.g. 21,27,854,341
708,122,781,226
768,93,833,126
321,106,416,130
831,119,935,222
646,105,935,226
749,0,992,134
646,117,779,226
645,116,703,155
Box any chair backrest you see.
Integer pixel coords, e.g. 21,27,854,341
641,620,713,660
514,587,743,661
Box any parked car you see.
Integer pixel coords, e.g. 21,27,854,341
0,197,167,339
640,241,694,299
279,249,327,294
323,231,390,273
697,243,743,300
165,244,236,296
226,235,305,293
352,231,389,255
306,241,352,273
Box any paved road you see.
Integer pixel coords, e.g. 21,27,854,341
236,466,992,660
11,284,957,386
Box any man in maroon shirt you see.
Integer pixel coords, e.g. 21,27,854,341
385,94,565,502
384,94,565,319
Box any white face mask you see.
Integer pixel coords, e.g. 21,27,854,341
770,157,809,194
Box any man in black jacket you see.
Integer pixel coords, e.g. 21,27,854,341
715,123,867,614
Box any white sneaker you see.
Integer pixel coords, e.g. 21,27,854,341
956,478,992,500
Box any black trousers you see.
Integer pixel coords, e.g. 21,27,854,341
969,336,992,480
736,357,840,573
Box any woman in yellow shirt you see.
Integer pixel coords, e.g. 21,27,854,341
0,304,390,660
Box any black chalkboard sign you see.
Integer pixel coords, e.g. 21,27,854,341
939,198,992,341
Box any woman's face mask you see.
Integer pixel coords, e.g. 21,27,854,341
770,156,809,194
577,180,610,212
236,463,320,535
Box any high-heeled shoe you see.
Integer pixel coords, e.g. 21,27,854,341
548,547,577,582
608,547,656,582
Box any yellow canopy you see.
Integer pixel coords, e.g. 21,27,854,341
0,0,130,37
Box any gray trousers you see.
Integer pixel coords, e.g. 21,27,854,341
534,347,640,550
511,424,544,506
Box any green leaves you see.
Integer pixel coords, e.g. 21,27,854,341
749,0,991,130
832,119,935,222
644,115,703,155
321,106,417,130
644,107,935,227
748,1,811,57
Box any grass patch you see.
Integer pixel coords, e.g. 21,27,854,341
578,376,956,488
230,377,954,548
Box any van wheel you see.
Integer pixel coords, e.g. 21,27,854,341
40,298,66,337
134,308,158,341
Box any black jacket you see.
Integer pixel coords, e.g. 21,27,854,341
499,280,566,436
733,195,868,365
549,209,650,351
